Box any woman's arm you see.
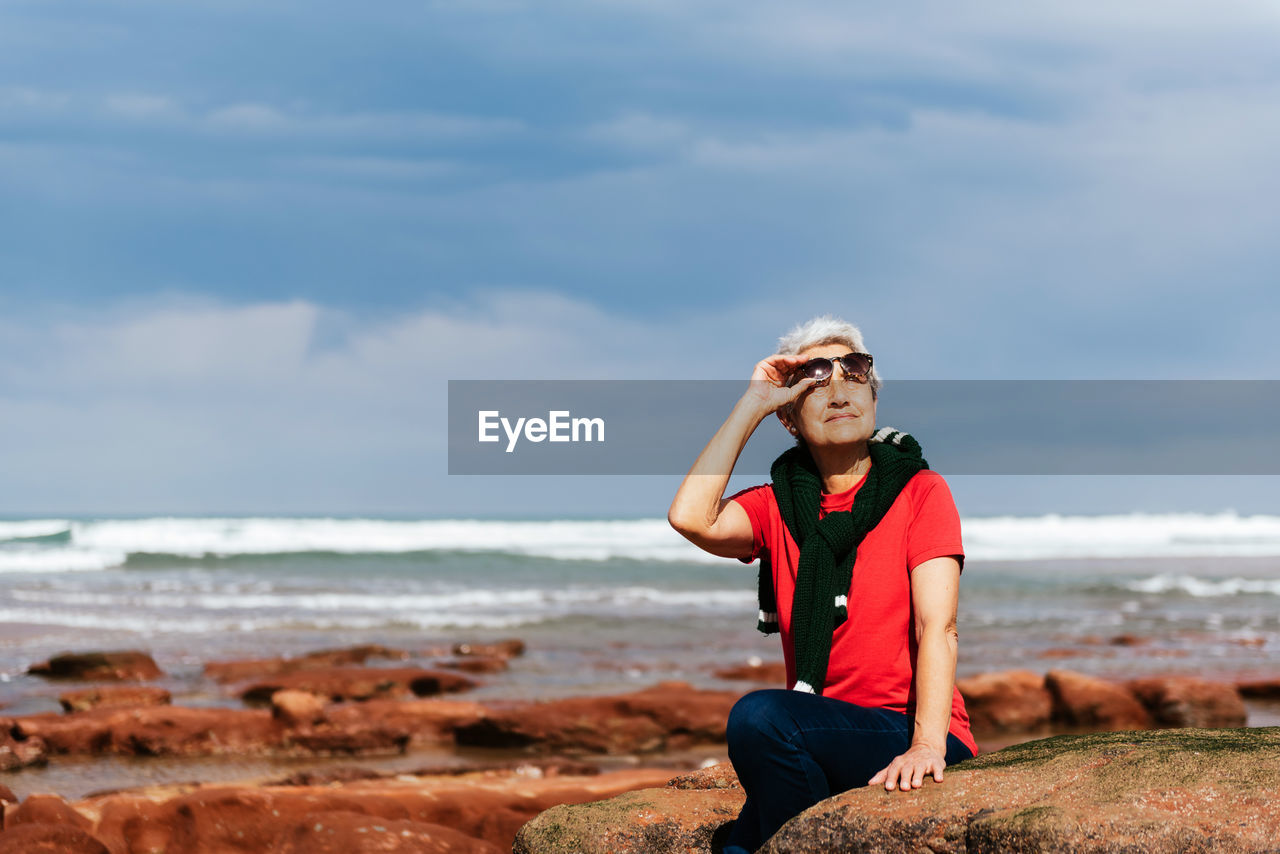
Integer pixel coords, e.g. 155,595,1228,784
868,555,962,791
668,354,816,559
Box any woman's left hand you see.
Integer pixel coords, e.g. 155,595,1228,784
868,742,947,792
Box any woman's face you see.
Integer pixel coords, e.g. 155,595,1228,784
784,342,877,448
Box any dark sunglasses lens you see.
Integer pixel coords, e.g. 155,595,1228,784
839,353,872,379
800,358,834,381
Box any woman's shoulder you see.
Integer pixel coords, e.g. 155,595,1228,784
902,469,958,510
907,469,950,490
727,482,776,508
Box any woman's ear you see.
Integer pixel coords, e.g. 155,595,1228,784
776,408,797,435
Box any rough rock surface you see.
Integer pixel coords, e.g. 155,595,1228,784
513,770,744,854
665,763,741,791
455,681,736,754
516,728,1280,854
761,727,1280,853
27,650,163,682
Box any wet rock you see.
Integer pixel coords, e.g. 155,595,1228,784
270,689,328,728
0,722,48,770
1237,678,1280,700
13,706,281,757
440,656,510,674
27,650,163,682
455,681,736,754
282,724,410,756
713,660,788,684
956,669,1053,733
204,644,409,683
453,639,525,659
268,758,600,788
1037,647,1113,659
0,824,110,854
58,685,172,713
1127,676,1247,728
0,785,15,804
240,667,476,705
324,698,487,746
12,698,477,760
1045,669,1153,729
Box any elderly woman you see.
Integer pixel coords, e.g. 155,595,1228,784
668,315,977,853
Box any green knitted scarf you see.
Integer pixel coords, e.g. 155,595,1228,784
756,427,928,694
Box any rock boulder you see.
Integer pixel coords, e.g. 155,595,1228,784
1126,676,1246,728
27,651,162,682
454,681,736,755
514,727,1280,854
956,669,1052,733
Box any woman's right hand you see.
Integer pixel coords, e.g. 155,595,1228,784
741,354,821,415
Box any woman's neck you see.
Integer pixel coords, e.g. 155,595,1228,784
809,442,871,494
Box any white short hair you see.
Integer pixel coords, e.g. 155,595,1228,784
777,314,881,395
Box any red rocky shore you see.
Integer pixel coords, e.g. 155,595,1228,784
2,642,1277,853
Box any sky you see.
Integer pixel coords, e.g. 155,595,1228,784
2,0,1279,516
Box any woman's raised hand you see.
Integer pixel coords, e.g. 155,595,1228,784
741,354,820,415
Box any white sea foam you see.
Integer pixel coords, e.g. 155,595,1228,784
0,512,1278,575
67,517,721,562
963,511,1280,560
1125,574,1280,597
7,585,756,613
0,520,71,541
0,547,128,574
0,607,542,634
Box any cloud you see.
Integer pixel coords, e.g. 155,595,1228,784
0,291,804,513
101,93,181,120
1,1,1279,382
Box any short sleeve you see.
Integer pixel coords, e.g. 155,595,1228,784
905,473,965,573
727,484,770,564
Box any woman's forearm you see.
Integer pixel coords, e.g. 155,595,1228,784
912,624,958,752
668,396,769,534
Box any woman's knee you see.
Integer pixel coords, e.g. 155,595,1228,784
726,689,795,753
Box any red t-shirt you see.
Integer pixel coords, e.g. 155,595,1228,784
729,468,978,756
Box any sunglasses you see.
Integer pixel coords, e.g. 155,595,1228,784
789,352,874,386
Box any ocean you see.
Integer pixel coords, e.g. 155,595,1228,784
2,513,1279,720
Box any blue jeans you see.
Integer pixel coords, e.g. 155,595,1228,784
722,689,974,854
